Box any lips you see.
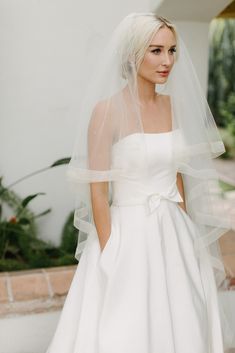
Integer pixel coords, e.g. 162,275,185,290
157,70,170,77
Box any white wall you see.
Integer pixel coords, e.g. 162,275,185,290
0,0,154,245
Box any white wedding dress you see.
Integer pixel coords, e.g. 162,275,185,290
46,129,225,353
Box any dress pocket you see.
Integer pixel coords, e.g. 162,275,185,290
177,204,197,227
99,223,114,258
177,204,200,236
99,222,118,277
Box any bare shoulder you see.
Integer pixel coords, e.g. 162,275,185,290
90,92,122,135
89,99,111,127
91,99,109,117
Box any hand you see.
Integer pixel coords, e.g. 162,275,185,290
99,236,110,253
100,244,105,252
178,202,187,214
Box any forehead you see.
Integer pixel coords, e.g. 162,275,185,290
150,26,176,46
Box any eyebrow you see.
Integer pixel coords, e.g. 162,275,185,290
149,44,176,48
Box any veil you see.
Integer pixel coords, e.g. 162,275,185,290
66,13,234,349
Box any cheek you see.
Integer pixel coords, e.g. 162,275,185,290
170,56,175,67
141,54,160,71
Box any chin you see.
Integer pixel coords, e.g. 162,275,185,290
152,74,169,84
154,78,168,84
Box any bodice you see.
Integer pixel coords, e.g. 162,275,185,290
110,130,183,213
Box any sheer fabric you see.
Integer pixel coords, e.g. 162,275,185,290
66,13,234,349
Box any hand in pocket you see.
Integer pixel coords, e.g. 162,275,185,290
100,224,114,255
100,234,111,253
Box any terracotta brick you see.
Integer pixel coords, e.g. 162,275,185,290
230,277,235,287
49,269,75,296
219,230,235,255
227,349,235,353
8,268,43,277
0,297,67,317
223,254,235,278
45,265,77,273
0,277,8,303
11,273,49,301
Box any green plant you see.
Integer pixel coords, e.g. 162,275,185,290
219,92,235,137
208,19,235,127
60,211,78,254
0,157,79,271
0,177,38,237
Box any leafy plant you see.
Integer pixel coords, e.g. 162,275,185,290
208,18,235,127
60,211,78,253
219,92,235,137
0,157,78,271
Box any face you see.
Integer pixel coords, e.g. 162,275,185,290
137,26,177,84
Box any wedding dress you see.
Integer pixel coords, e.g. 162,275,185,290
46,128,225,353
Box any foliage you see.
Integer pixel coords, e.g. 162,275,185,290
60,211,78,254
219,92,235,136
208,18,235,128
0,157,78,271
0,177,38,237
219,179,235,193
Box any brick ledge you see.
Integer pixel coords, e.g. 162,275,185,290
0,265,77,317
0,264,234,318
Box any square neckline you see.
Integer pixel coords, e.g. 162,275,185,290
112,128,179,149
142,130,173,135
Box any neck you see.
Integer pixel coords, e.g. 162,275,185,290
136,75,157,104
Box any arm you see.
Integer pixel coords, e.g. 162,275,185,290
88,101,113,252
90,182,111,252
176,172,187,213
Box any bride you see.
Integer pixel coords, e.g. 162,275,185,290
46,13,234,353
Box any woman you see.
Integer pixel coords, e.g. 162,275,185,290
46,13,234,353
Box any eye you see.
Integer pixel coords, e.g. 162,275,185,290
151,47,177,55
151,48,161,54
169,47,177,54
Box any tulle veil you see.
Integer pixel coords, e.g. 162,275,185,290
66,13,234,349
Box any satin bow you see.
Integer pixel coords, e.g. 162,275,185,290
147,183,183,214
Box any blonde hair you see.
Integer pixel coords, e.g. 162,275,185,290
118,13,178,79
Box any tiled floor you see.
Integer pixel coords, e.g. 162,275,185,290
220,229,235,281
213,158,235,188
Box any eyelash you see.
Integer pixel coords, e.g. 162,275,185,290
151,48,176,55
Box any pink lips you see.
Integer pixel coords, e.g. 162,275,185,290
157,71,169,77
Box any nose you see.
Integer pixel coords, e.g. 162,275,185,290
162,52,172,66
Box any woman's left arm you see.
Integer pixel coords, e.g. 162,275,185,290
176,172,187,213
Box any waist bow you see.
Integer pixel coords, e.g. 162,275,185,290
147,182,183,214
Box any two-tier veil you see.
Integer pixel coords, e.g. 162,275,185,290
66,13,234,349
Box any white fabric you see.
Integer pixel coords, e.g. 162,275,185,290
64,12,234,350
46,131,232,353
